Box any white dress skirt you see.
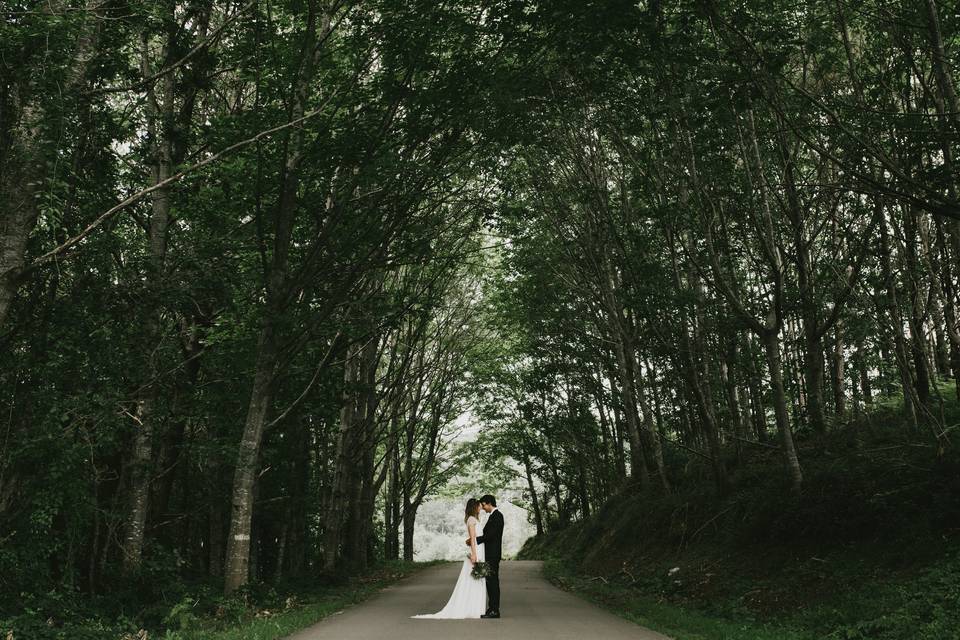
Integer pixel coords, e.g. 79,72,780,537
412,515,487,619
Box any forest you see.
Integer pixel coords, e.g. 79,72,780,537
1,0,959,638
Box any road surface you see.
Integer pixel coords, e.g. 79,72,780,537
285,560,671,640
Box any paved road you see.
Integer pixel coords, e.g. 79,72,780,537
285,560,671,640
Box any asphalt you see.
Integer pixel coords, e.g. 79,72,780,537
285,560,672,640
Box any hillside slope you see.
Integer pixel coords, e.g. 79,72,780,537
518,404,960,639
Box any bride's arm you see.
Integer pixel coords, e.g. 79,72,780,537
467,519,479,564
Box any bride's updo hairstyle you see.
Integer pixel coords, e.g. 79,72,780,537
464,498,480,523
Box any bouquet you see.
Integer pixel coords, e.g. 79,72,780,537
471,561,491,579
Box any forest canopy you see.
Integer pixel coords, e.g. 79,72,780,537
1,0,959,637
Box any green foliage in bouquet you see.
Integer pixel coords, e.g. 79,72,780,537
471,562,491,580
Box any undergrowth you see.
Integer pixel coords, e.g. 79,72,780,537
521,392,960,639
0,560,435,640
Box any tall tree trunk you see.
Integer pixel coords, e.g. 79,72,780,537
745,333,769,443
673,245,729,493
901,207,932,405
930,301,951,376
384,419,401,560
123,55,174,562
592,388,614,492
125,3,215,569
273,509,289,583
545,436,568,525
152,319,203,529
577,459,591,519
782,171,827,435
224,323,280,592
611,335,649,487
523,454,544,536
719,350,747,464
0,1,101,328
761,328,803,494
634,355,670,491
223,2,330,593
831,323,846,418
402,506,416,562
323,341,359,572
803,329,827,433
934,219,960,399
286,414,310,577
344,335,379,571
924,0,960,398
855,337,872,409
341,463,364,570
208,499,225,577
604,367,628,478
879,215,920,431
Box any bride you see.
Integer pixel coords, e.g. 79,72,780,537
412,498,487,619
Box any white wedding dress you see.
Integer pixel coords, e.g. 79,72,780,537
412,515,487,619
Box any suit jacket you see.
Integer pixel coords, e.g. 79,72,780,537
476,509,504,562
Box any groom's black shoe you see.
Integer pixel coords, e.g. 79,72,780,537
481,611,500,619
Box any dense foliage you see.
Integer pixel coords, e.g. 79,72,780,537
1,0,511,615
1,0,959,637
477,0,960,528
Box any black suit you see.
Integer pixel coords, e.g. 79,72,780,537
476,509,503,612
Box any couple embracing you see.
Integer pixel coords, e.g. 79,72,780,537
413,494,504,620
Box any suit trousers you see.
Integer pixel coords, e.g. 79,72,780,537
486,559,500,612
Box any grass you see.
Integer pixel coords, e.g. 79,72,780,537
174,580,376,640
180,597,361,640
522,387,960,640
173,563,428,640
1,560,439,640
542,551,960,640
543,559,805,640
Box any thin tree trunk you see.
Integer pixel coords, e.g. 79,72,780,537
273,508,289,583
831,323,846,418
604,368,628,478
323,341,359,572
745,333,769,443
901,207,932,405
673,243,728,492
719,345,747,464
934,219,960,399
208,500,225,577
855,337,872,409
524,455,544,536
287,415,310,577
123,86,175,563
592,388,614,491
635,356,670,491
612,334,649,487
781,153,827,436
152,320,202,527
924,0,960,398
761,329,803,494
384,418,401,560
879,215,920,431
402,507,416,562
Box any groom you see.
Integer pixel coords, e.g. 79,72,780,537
470,494,503,618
